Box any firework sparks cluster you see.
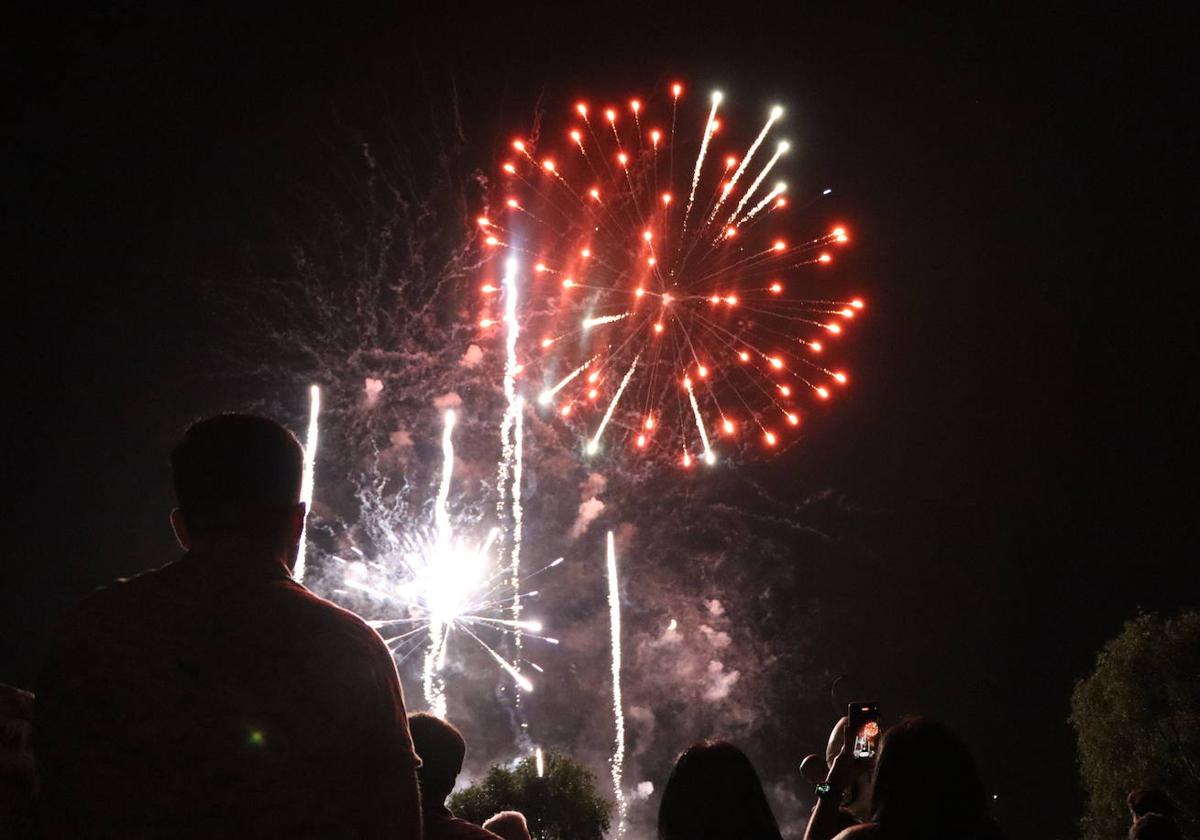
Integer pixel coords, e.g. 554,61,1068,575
476,81,864,467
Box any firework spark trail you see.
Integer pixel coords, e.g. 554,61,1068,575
460,624,533,692
684,376,715,465
294,384,320,584
495,255,521,520
423,408,460,717
606,530,627,836
682,91,723,235
708,105,783,224
538,356,598,405
582,312,630,329
496,251,531,732
728,140,790,226
739,182,788,226
435,409,456,549
587,353,641,455
510,393,527,736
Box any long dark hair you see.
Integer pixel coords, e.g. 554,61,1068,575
870,718,1000,839
657,740,784,840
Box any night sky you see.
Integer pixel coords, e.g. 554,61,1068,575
5,7,1194,837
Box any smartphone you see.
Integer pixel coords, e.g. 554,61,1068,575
846,701,881,759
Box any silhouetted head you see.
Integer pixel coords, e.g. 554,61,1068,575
483,810,532,840
408,713,466,806
170,415,305,557
870,718,992,834
1130,814,1182,840
1127,788,1175,819
657,740,783,840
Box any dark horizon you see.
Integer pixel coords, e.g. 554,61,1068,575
5,7,1194,837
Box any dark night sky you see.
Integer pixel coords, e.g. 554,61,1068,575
4,6,1195,837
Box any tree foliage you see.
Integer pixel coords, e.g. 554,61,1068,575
1070,611,1200,838
449,751,612,840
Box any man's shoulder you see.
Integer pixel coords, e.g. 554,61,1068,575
426,813,504,840
55,559,178,635
833,823,883,840
270,579,384,645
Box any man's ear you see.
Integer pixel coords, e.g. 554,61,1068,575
289,503,307,545
170,509,192,551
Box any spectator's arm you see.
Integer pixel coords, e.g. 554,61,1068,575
803,748,861,840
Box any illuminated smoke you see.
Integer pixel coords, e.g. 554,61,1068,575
294,384,320,583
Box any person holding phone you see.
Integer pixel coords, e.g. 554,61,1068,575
804,714,1003,840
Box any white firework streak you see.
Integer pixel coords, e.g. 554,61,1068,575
582,312,630,330
495,256,521,516
738,181,788,226
586,353,641,455
727,140,790,227
536,746,545,778
682,91,723,234
423,408,458,718
538,355,599,405
708,105,783,224
294,384,320,583
606,530,627,836
496,253,529,723
684,377,716,465
510,394,526,709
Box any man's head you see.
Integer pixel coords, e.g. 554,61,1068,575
483,811,532,840
408,712,466,806
170,415,305,558
1127,788,1175,819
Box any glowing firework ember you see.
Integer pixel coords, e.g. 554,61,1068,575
294,384,320,583
341,409,557,717
480,82,863,466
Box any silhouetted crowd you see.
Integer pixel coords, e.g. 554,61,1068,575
0,416,1189,838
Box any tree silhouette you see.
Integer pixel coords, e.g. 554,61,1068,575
449,751,612,840
1070,611,1199,838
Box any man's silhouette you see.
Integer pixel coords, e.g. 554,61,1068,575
35,415,422,838
408,713,502,840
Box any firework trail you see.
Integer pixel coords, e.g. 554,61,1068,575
706,104,782,226
728,140,790,227
606,530,627,835
587,353,640,455
683,91,723,235
495,253,530,731
478,80,863,469
422,408,459,716
294,384,320,583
